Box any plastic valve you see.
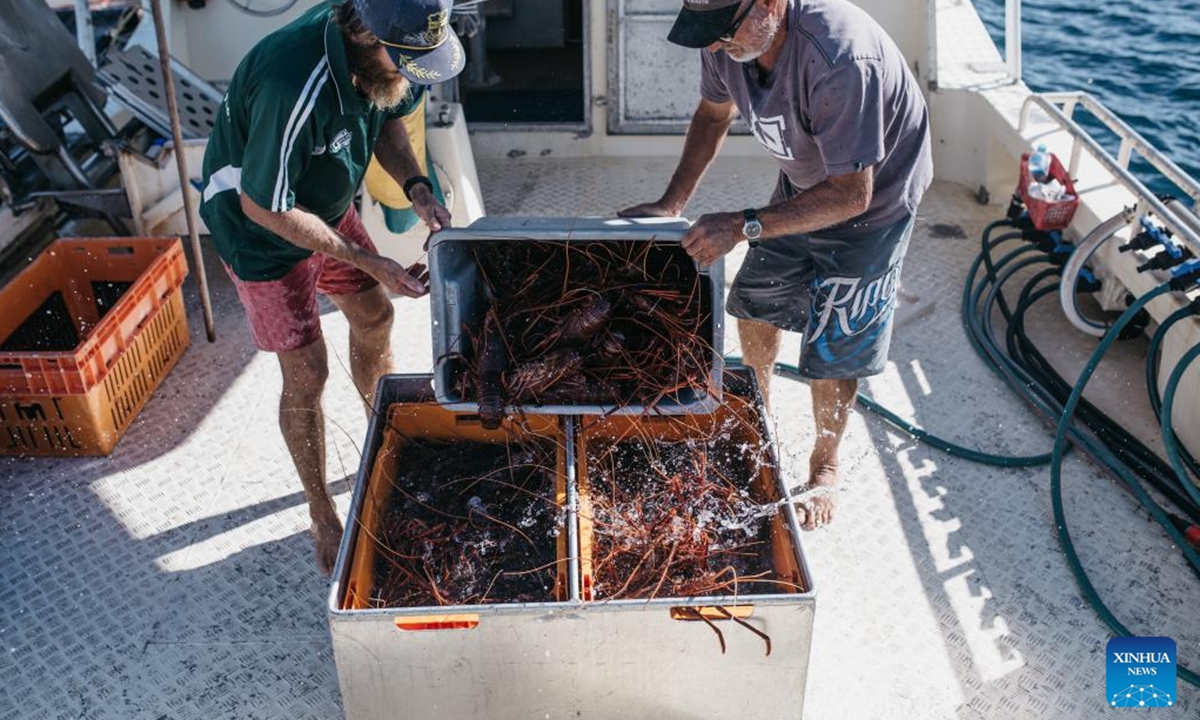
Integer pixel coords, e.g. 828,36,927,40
1169,260,1200,290
1074,267,1102,293
1138,254,1187,273
1138,217,1180,258
1118,231,1160,253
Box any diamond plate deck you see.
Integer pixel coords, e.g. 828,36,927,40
1,157,1196,719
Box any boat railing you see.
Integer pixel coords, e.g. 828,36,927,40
1004,0,1022,82
1019,91,1200,246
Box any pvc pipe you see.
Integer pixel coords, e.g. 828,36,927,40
1058,209,1136,337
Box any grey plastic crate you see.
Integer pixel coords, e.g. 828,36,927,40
428,216,725,415
328,369,816,720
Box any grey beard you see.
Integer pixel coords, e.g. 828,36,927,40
727,45,767,62
728,13,782,63
365,77,410,110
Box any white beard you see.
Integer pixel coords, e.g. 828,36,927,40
367,77,410,110
726,44,767,62
725,11,782,63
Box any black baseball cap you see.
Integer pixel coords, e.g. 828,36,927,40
352,0,465,85
668,0,745,49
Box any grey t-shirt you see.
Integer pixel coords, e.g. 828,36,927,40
700,0,933,234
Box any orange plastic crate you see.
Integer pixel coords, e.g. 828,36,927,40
0,238,190,456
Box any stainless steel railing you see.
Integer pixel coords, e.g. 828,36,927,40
1005,0,1022,82
1018,92,1200,246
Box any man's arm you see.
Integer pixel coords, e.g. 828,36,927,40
374,115,451,232
239,193,428,297
682,166,874,267
759,166,873,238
618,98,738,217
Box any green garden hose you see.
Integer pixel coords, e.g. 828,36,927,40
1046,283,1198,685
1159,342,1200,507
721,214,1200,688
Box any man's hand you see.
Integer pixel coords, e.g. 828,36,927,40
409,183,451,252
617,199,682,219
365,255,429,298
618,99,736,221
409,183,451,232
682,212,742,267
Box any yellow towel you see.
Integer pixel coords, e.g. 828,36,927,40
364,96,428,210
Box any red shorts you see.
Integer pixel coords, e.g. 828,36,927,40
226,203,379,353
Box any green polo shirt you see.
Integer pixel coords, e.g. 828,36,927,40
200,3,423,281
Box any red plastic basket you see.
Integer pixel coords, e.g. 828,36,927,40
1018,152,1079,231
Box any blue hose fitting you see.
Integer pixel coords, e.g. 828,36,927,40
1169,260,1200,291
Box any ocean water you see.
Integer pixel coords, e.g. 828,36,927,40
974,0,1200,197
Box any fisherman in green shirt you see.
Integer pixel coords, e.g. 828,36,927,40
200,0,464,574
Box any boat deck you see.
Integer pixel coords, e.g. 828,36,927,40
1,156,1196,719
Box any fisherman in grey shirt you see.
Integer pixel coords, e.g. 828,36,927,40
621,0,932,530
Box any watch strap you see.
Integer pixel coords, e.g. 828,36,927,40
743,208,761,247
402,175,434,201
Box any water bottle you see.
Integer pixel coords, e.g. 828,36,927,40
1028,143,1051,183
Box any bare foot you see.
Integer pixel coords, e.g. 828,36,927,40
799,462,840,531
311,513,345,576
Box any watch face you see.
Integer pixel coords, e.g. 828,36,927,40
744,219,763,240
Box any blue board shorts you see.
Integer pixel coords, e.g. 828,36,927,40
726,178,915,380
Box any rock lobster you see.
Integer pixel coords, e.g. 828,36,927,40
452,239,715,427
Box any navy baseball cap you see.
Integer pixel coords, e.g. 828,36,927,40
668,0,745,48
352,0,465,85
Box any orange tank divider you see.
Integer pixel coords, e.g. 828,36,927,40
554,436,572,601
575,425,596,601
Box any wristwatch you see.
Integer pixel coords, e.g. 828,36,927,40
742,208,763,247
402,175,434,201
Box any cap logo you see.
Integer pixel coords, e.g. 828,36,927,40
425,10,449,46
381,7,452,51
